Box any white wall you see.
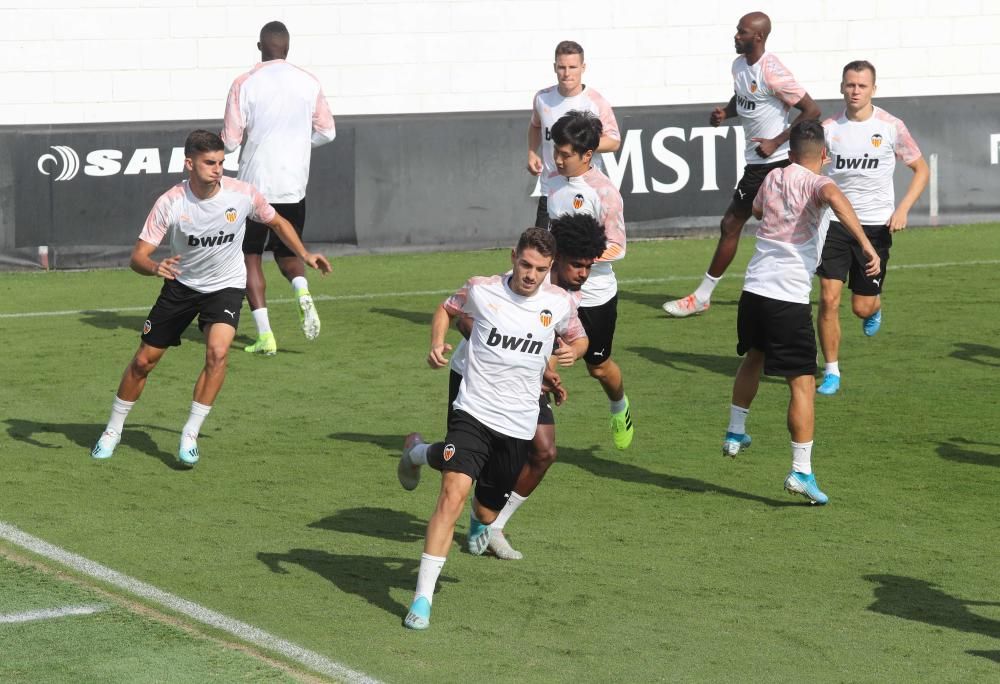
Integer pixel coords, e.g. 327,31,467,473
2,0,998,126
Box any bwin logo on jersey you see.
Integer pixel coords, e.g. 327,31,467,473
870,133,883,148
572,193,585,210
187,231,236,247
736,94,756,111
835,154,879,170
486,327,544,355
37,146,81,181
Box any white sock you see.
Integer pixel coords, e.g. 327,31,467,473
251,308,271,335
490,492,528,530
181,401,212,441
824,361,840,377
792,440,813,474
727,404,749,434
609,396,628,414
693,272,721,303
409,442,429,466
291,276,309,296
106,396,135,434
414,552,446,605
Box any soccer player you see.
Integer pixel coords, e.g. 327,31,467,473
527,40,621,229
91,130,331,466
815,61,929,395
547,110,633,450
222,21,337,355
722,120,880,504
395,228,588,629
663,11,820,318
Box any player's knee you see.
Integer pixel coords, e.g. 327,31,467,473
820,288,841,312
852,299,878,319
129,354,158,377
586,361,609,381
720,214,742,238
530,441,557,468
204,346,230,372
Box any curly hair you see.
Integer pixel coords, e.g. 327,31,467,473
550,213,606,261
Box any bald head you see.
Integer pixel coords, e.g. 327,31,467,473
741,12,771,39
734,11,771,58
258,21,289,61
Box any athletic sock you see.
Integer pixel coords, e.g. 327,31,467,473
792,440,813,474
408,442,429,466
106,396,135,434
291,276,309,296
609,396,628,414
181,401,212,440
251,308,271,336
414,552,446,605
824,361,840,377
490,492,527,530
727,404,749,434
693,273,721,304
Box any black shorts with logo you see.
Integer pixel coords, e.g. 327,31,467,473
141,279,244,348
242,199,306,258
815,221,892,296
578,294,618,366
448,370,552,433
440,409,530,512
736,290,816,377
732,159,791,210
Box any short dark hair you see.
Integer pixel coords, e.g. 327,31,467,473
550,110,602,156
843,60,876,83
260,21,289,41
554,40,584,60
789,119,826,156
515,227,557,259
550,213,606,261
184,129,224,157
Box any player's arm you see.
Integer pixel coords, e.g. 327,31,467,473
129,239,181,279
428,303,458,368
527,119,544,175
455,313,474,340
311,91,337,148
887,156,930,232
265,214,332,275
821,183,881,276
221,80,246,153
710,96,738,126
753,94,821,158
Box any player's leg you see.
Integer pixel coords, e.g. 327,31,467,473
782,373,827,504
398,370,463,489
472,434,530,560
817,277,844,395
724,291,765,457
93,342,168,459
243,218,276,354
850,226,891,337
272,200,319,341
578,296,633,449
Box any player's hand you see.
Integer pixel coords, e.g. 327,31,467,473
427,342,452,368
527,151,543,176
862,246,881,277
886,208,909,232
751,137,779,158
303,253,332,274
542,368,567,406
552,343,576,367
156,255,182,279
710,106,727,126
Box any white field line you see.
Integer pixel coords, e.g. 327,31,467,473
0,604,107,623
0,258,997,321
0,522,382,684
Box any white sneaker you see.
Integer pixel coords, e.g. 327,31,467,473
298,293,321,341
487,529,523,560
92,429,121,459
662,294,710,318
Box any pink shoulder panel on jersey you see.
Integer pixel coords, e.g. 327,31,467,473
585,171,626,262
541,284,586,343
585,89,621,141
761,53,806,107
226,178,277,224
874,109,922,164
443,274,503,315
138,183,186,245
221,70,254,152
530,87,555,127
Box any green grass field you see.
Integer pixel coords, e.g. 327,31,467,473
1,224,998,682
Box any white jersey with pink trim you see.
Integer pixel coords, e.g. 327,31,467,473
221,60,336,204
139,178,276,293
546,167,626,308
745,164,834,304
444,274,586,440
733,52,806,164
531,85,620,194
823,106,922,225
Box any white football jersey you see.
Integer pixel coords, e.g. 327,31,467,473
531,85,620,194
444,274,586,440
546,167,626,308
732,52,806,164
139,178,275,293
823,106,922,224
221,60,337,204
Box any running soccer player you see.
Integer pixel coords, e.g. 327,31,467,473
722,120,879,504
815,60,929,395
395,228,588,630
91,130,331,467
546,110,633,450
222,21,337,355
663,11,820,318
527,40,621,229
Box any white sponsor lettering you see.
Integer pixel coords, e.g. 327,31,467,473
37,145,242,180
123,148,162,175
689,127,729,191
650,127,690,194
603,129,648,194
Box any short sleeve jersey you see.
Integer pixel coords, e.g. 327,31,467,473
546,167,626,308
139,178,276,293
745,164,834,304
823,106,922,224
531,85,620,194
444,274,586,440
221,60,337,204
733,52,806,164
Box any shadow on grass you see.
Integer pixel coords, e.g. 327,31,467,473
3,418,189,470
309,507,426,543
950,342,1000,368
935,438,1000,468
967,650,1000,663
559,445,801,507
628,345,739,376
328,432,402,455
369,307,432,326
865,574,1000,644
258,549,456,619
